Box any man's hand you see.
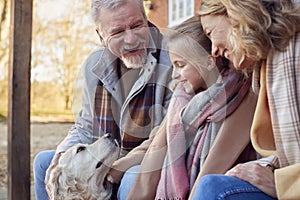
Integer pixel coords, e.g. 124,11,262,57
45,153,62,198
226,162,277,198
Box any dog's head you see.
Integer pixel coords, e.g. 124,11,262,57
48,134,120,200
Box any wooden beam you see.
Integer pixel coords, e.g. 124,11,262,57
8,0,32,199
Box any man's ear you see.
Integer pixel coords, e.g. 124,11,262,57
96,28,106,46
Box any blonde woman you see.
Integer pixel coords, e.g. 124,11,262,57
191,0,300,199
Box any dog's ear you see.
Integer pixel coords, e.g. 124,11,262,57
48,166,63,200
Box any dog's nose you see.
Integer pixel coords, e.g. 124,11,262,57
103,133,119,147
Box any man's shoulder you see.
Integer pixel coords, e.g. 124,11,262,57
85,47,105,67
79,47,106,81
84,47,117,70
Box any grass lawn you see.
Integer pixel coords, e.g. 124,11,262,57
0,114,6,122
0,109,75,123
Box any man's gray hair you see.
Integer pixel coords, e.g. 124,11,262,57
91,0,147,26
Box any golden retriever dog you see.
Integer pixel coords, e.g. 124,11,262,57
48,134,120,200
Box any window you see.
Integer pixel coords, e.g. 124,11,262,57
168,0,194,27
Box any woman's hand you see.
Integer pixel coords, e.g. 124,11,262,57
226,162,277,198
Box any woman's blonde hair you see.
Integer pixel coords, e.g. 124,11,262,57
199,0,300,64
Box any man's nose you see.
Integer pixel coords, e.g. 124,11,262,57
123,29,137,44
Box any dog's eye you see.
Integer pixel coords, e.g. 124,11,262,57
76,146,86,153
96,161,103,169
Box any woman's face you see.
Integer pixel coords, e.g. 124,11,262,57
201,14,253,70
169,51,207,94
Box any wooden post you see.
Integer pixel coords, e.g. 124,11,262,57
8,0,32,199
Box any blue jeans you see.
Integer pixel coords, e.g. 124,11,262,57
117,165,140,200
33,150,55,200
191,174,277,200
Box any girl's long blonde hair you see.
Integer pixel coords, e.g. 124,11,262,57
167,16,228,70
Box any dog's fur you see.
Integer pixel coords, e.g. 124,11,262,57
48,134,119,200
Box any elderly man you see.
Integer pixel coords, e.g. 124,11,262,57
33,0,172,199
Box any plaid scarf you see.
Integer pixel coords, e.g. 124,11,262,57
156,69,251,199
252,32,300,167
185,70,251,189
266,33,300,167
93,76,157,154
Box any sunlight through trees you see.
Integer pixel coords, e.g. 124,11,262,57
1,0,99,115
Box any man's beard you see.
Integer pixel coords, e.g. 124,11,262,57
121,49,147,69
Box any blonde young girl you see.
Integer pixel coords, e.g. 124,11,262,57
114,16,257,200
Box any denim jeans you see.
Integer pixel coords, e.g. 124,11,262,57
117,165,140,200
33,150,55,200
191,174,277,200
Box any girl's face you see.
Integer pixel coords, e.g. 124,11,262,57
200,14,253,70
169,51,207,94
